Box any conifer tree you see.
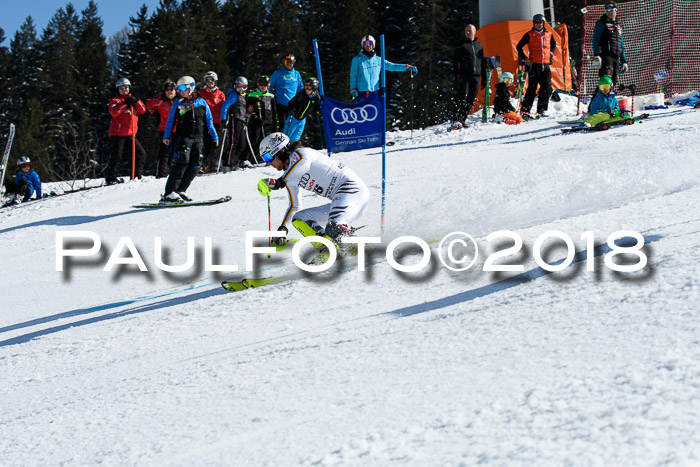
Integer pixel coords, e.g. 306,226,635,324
221,0,267,79
75,1,110,134
0,29,9,131
264,0,307,77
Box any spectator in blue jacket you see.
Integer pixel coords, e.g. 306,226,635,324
5,156,42,204
270,53,304,123
350,35,417,102
161,75,218,203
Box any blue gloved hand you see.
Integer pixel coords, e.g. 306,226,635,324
350,89,358,98
407,65,418,76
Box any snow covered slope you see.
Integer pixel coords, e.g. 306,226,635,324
1,106,700,465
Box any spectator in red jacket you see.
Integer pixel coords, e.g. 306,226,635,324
147,80,177,178
105,77,148,184
199,71,226,171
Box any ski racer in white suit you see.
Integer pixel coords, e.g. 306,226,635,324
259,132,370,245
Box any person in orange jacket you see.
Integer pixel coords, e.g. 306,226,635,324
516,14,557,120
199,71,226,171
105,77,148,184
147,80,178,178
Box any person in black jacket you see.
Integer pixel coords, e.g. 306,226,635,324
246,75,280,163
283,77,322,142
451,24,484,129
220,76,251,171
592,1,628,86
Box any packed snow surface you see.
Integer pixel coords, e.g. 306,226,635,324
2,104,700,465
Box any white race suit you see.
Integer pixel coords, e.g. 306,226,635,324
278,147,370,234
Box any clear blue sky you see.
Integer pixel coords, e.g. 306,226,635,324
1,0,164,46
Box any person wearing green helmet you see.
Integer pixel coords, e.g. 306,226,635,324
578,76,628,128
246,75,280,164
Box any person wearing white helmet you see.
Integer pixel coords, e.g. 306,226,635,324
199,71,226,171
258,132,370,248
3,156,42,205
349,34,417,102
105,77,148,184
161,76,218,202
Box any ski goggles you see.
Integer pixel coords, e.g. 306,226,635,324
261,152,275,163
599,83,612,92
304,84,316,91
605,7,617,12
362,40,375,48
502,78,513,85
18,163,31,168
177,83,195,92
235,84,247,91
284,59,295,66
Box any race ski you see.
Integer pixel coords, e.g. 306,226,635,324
482,57,496,123
133,195,232,208
515,66,528,112
0,123,16,201
494,55,502,83
560,113,649,133
222,277,286,291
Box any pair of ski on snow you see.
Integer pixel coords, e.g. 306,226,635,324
560,113,649,133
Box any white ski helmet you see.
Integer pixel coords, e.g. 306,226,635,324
176,76,196,92
234,76,248,87
204,71,218,82
259,132,290,163
116,77,131,88
361,35,375,47
17,156,31,166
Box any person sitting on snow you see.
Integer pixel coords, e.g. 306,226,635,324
579,76,629,128
493,72,524,124
4,156,42,204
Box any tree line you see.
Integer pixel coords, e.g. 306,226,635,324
0,0,584,182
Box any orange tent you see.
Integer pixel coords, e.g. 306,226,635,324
472,21,573,112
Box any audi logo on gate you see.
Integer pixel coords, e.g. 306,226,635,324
331,104,378,125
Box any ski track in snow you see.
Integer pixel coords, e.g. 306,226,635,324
1,105,700,465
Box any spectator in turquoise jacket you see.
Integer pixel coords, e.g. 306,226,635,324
270,53,304,121
349,35,417,102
